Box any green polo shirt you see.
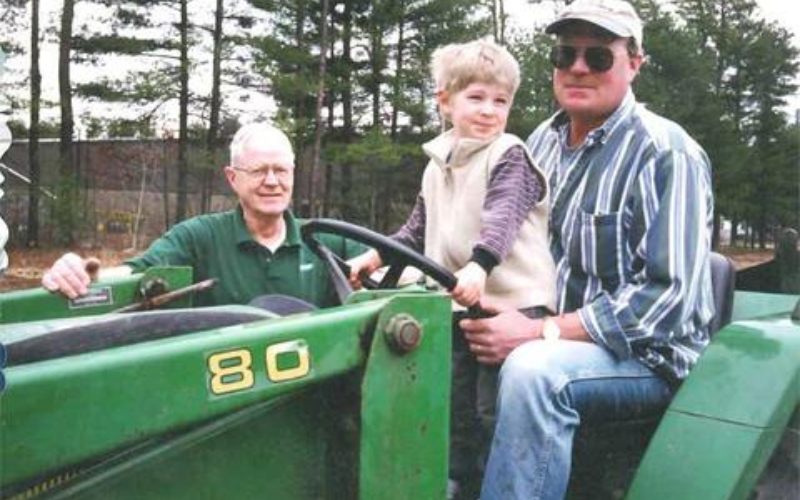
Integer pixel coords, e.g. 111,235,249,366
125,208,363,308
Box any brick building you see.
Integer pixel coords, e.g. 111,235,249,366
1,138,237,249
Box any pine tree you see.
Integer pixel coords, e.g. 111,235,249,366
28,0,42,248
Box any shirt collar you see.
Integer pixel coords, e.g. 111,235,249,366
423,129,498,169
551,90,637,148
282,210,302,246
235,206,302,249
233,206,254,246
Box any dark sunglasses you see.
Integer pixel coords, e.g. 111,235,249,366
549,45,616,73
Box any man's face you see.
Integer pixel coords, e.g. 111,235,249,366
225,142,294,220
552,34,642,127
439,81,512,141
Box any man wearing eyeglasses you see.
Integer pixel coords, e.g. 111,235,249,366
459,1,714,499
42,122,358,309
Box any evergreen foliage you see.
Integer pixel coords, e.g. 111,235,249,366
2,0,798,245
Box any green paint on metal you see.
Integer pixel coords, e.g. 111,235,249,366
730,291,800,322
0,267,194,325
1,299,382,487
626,412,784,500
0,289,451,500
626,320,800,500
42,393,333,500
668,321,800,427
359,294,451,500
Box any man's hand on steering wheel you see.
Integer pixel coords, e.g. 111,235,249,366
346,249,383,290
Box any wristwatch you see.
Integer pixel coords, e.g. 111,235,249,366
542,317,561,342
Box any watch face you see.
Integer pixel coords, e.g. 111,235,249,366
543,318,560,341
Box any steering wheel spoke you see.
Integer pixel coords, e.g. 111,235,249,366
378,263,407,289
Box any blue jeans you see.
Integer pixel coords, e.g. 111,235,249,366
450,306,549,484
480,340,673,500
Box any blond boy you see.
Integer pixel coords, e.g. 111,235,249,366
349,38,556,498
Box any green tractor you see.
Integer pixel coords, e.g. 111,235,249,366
1,221,798,500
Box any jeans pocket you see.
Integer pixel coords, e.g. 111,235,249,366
568,210,623,283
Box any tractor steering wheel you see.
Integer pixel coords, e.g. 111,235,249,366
300,219,458,305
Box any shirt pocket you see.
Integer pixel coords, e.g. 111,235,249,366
567,210,624,284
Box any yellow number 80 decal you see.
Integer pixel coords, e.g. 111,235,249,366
266,340,310,382
208,340,311,396
208,349,255,395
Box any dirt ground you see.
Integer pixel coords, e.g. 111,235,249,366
1,247,139,292
0,246,775,293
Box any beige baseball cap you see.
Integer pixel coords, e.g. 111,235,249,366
546,0,643,48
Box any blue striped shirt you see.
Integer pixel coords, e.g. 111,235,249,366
527,91,715,382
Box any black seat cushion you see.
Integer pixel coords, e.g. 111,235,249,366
6,308,274,366
709,252,736,335
248,294,317,316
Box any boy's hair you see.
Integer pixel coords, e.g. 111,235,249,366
430,38,521,96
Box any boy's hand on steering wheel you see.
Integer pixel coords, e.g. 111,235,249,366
452,262,487,307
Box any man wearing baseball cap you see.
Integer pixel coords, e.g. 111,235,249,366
459,1,714,499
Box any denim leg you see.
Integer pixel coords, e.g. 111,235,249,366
480,340,672,500
475,306,550,475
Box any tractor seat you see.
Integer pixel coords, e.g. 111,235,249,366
5,295,317,367
709,252,736,335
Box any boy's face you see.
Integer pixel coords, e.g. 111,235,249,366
439,81,512,141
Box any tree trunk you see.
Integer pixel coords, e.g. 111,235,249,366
498,0,506,45
309,0,329,217
58,0,76,245
131,160,149,251
340,0,354,220
59,0,75,176
342,1,353,138
292,0,308,214
27,0,41,248
323,162,333,216
204,0,225,214
490,0,498,42
175,0,190,223
370,26,383,128
327,28,335,131
390,0,406,139
163,140,171,230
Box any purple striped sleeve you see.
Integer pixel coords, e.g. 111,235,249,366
473,145,543,271
390,193,426,253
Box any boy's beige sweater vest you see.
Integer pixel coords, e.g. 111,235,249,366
421,131,556,311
